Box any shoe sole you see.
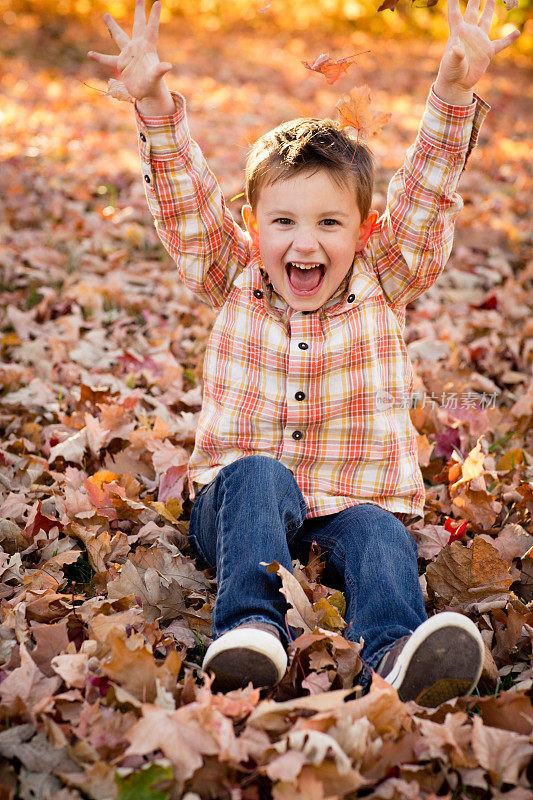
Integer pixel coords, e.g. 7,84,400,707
383,612,484,707
202,628,287,692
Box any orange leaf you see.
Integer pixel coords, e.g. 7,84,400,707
336,85,391,139
88,470,119,489
302,51,369,85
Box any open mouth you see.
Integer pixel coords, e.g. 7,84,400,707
285,262,326,296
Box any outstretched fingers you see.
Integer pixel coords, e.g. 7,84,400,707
447,0,463,32
88,50,119,68
103,13,130,49
146,0,163,46
132,0,147,40
463,0,480,25
492,27,521,55
479,0,495,32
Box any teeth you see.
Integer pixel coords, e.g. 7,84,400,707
290,262,322,270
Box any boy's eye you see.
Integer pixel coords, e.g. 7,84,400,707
273,218,293,225
321,218,339,226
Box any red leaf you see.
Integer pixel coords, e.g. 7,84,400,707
444,518,468,543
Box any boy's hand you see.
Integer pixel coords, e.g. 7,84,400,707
88,0,174,113
434,0,520,105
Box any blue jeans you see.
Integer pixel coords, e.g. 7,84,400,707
188,455,427,689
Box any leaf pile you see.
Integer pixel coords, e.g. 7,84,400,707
0,15,532,800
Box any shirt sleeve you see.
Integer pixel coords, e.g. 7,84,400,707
369,83,490,309
134,91,252,310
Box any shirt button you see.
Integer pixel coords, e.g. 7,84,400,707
347,293,355,303
295,391,305,401
292,430,303,440
140,132,147,142
253,289,263,299
144,174,151,184
298,342,308,350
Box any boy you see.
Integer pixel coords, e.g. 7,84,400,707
88,0,519,705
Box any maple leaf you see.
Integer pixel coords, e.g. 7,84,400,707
425,536,513,610
302,51,369,85
336,85,391,140
105,78,133,103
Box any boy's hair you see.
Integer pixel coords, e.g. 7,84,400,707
245,118,374,220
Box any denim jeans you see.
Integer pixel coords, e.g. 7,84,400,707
188,455,427,689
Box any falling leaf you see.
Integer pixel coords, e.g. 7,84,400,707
336,85,391,139
302,51,369,85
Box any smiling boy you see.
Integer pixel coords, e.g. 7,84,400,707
241,125,376,311
89,0,519,703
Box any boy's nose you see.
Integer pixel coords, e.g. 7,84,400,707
292,230,319,253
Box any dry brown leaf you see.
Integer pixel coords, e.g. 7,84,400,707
450,484,502,531
411,524,450,561
425,536,513,610
262,560,321,633
471,715,533,786
336,85,391,139
105,78,133,103
469,689,533,736
101,637,180,702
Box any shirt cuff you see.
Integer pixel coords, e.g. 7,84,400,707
134,91,191,161
419,83,490,168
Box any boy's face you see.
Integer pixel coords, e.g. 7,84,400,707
242,169,377,312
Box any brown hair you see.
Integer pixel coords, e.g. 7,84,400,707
245,118,374,220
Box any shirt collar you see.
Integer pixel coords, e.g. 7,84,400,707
241,252,381,317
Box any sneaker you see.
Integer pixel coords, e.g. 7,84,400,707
376,612,484,707
202,622,288,692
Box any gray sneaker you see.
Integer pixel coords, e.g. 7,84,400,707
376,611,484,707
202,623,287,692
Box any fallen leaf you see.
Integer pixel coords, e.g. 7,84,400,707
425,536,513,610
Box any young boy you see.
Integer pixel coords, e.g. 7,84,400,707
89,0,519,705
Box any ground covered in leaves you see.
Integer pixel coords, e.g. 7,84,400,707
0,7,532,800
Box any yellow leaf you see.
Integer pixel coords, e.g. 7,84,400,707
2,333,21,349
450,436,486,492
497,448,525,471
151,500,181,524
326,590,346,618
313,597,346,631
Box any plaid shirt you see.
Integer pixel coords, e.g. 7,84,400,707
135,87,489,520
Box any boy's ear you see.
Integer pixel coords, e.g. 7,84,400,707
242,204,260,248
355,210,379,251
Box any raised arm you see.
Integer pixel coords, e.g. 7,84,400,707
88,0,251,309
369,0,519,309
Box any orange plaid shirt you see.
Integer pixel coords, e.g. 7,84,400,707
134,86,489,520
